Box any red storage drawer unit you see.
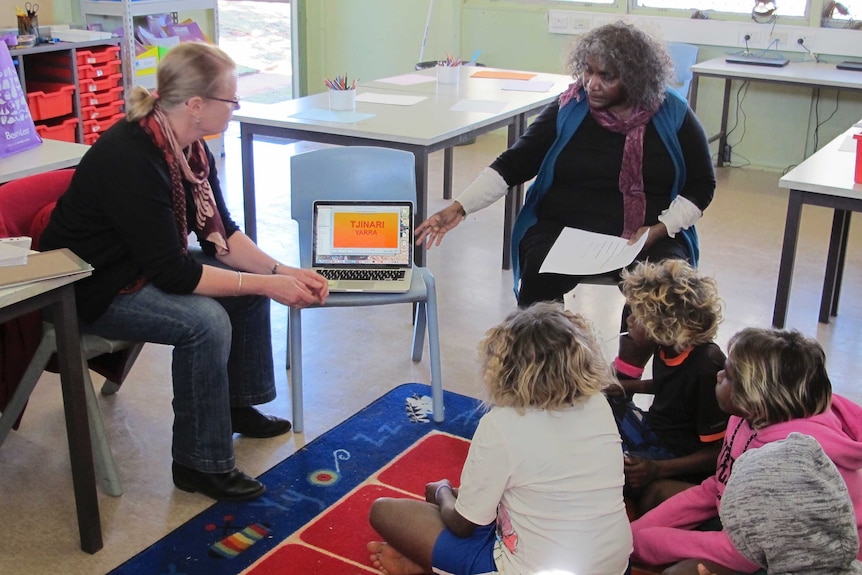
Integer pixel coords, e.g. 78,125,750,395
79,73,123,94
76,45,121,67
80,99,124,121
35,117,79,143
26,82,76,121
83,112,125,136
80,86,124,108
50,60,122,82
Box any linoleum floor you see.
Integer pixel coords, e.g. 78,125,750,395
1,123,861,575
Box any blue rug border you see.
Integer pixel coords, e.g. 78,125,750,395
109,383,483,575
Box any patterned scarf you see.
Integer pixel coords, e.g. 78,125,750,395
559,79,659,239
139,107,229,255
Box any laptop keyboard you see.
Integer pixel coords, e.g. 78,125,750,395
319,269,406,281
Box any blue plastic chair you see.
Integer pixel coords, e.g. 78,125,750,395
288,146,443,433
666,42,699,101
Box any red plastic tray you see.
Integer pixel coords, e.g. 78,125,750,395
26,82,76,121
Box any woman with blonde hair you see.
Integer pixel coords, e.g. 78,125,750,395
367,302,632,575
41,42,329,501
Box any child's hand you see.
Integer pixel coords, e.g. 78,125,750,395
697,563,717,575
604,380,627,398
623,453,659,489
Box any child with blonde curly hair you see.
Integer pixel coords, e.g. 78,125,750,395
607,259,728,515
367,302,632,575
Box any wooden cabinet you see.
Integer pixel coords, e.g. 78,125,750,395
11,39,124,145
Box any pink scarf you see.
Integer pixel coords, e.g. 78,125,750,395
559,80,659,239
139,108,229,254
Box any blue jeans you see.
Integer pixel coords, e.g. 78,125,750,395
79,252,276,473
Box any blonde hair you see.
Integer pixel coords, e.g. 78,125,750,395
621,260,722,352
478,302,614,412
126,42,236,121
728,327,832,430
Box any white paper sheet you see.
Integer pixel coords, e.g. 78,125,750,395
354,92,427,106
449,99,507,114
539,227,649,276
838,132,860,152
500,80,555,92
375,74,437,86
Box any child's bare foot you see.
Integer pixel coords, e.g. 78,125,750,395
366,541,429,575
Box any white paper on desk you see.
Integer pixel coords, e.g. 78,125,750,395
838,132,860,152
289,109,376,123
449,99,507,114
376,74,436,86
539,228,648,276
500,80,555,92
355,92,427,106
0,236,32,267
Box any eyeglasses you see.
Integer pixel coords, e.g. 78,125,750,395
207,95,240,108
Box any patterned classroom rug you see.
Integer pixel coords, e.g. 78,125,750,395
108,383,483,575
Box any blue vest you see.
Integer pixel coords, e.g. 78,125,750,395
510,88,698,295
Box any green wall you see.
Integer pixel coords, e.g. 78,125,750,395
297,0,862,171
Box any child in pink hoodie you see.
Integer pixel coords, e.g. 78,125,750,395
631,327,862,574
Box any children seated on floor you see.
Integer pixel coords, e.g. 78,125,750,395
366,302,632,575
606,260,728,515
631,327,862,575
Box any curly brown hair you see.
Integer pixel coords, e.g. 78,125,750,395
478,302,615,413
620,260,722,352
566,21,673,110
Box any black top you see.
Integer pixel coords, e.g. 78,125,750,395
491,101,716,236
40,119,240,323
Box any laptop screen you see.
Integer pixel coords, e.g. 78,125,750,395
312,201,413,267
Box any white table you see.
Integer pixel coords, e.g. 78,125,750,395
233,67,572,268
774,124,862,328
0,264,101,553
689,58,862,167
0,140,89,184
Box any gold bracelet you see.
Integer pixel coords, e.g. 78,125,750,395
271,262,281,275
236,271,243,295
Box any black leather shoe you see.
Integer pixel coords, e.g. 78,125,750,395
231,406,292,438
172,461,266,501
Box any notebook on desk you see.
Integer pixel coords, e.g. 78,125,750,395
725,54,790,67
311,200,414,293
0,248,92,290
837,61,862,72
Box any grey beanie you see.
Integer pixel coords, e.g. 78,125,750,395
719,432,862,575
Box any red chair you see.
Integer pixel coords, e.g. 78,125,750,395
0,169,143,496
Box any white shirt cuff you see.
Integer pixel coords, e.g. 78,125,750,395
454,167,509,215
658,196,702,237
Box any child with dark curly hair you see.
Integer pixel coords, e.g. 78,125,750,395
607,259,728,515
366,302,632,575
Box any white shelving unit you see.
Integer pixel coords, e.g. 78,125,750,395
80,0,219,92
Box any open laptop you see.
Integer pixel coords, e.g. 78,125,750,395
311,200,414,292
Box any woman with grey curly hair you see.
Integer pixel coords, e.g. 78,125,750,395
415,21,715,387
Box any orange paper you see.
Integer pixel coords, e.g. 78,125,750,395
333,212,399,249
470,70,538,81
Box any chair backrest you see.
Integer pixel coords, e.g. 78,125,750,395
289,146,417,268
0,169,74,246
666,42,699,102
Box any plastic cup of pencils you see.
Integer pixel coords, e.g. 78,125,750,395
329,88,356,111
436,64,461,85
854,133,862,184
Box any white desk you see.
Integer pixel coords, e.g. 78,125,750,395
774,124,862,328
0,140,89,184
233,67,572,268
0,265,102,553
689,58,862,167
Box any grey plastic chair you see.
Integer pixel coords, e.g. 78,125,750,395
667,42,699,101
288,146,443,433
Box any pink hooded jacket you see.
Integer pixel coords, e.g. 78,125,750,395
631,394,862,572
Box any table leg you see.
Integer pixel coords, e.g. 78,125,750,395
240,124,258,243
716,79,732,168
53,285,102,553
820,210,850,323
502,115,525,270
415,152,430,267
772,190,804,328
689,73,700,113
443,147,453,200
